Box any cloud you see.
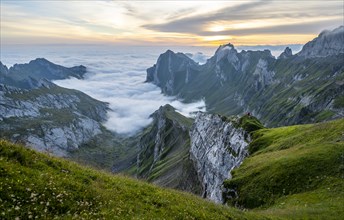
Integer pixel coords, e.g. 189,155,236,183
40,45,207,135
185,52,209,64
143,1,270,34
143,0,342,36
199,18,343,36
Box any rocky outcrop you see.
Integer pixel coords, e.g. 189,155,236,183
190,113,250,203
136,105,202,194
297,26,344,58
278,47,293,59
1,58,87,89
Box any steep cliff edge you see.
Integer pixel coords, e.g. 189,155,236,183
136,104,263,202
136,105,202,194
190,113,263,203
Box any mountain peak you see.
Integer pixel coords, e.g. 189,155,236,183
297,25,344,58
278,47,293,59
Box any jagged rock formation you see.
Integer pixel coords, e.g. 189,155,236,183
297,26,344,58
190,113,250,203
146,26,344,126
0,58,86,89
136,105,202,194
146,50,201,96
278,47,293,59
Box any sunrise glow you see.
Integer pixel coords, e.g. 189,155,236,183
1,0,343,46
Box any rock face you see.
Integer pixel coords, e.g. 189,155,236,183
136,105,262,203
297,26,344,58
278,47,293,59
0,58,86,89
136,105,202,194
146,50,200,96
0,83,109,157
190,113,250,203
147,26,344,126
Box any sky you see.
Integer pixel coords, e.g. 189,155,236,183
1,0,343,46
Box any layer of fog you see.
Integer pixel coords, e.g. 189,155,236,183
1,44,300,135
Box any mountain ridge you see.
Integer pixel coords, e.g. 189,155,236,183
146,26,344,127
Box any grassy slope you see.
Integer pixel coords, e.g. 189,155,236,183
0,140,250,220
224,118,344,219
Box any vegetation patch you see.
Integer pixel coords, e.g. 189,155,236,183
223,118,344,219
0,140,246,219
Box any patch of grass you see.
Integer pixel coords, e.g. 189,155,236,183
0,139,247,219
238,115,264,133
333,96,344,109
223,118,344,219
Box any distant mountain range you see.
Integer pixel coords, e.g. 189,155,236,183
146,26,344,127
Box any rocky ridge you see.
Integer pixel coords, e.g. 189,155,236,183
0,59,86,89
146,26,344,126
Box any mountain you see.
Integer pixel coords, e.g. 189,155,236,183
297,26,344,58
0,59,138,170
134,104,263,203
0,58,86,89
146,26,344,127
146,50,200,95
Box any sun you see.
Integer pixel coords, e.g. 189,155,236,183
208,25,225,32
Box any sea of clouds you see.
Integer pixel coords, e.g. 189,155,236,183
1,45,213,134
1,44,296,135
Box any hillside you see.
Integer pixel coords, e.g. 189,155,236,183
224,118,344,219
0,139,247,220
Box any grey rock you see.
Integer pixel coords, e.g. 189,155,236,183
297,26,344,58
190,113,249,203
278,47,293,59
